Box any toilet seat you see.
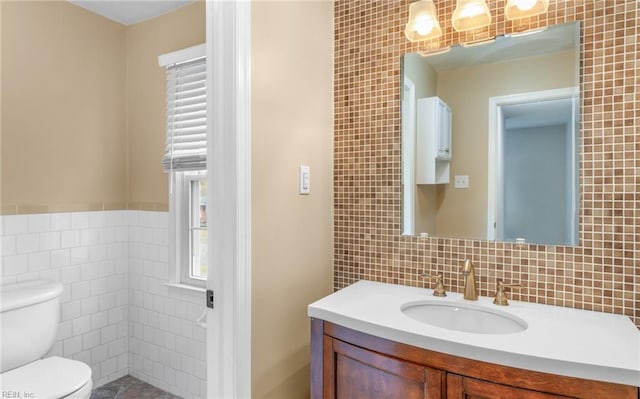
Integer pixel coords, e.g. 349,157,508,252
0,356,92,399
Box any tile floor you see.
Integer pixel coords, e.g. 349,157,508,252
90,375,181,399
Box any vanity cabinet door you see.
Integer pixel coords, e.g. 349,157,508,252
436,99,451,160
416,96,451,184
446,374,572,399
324,337,445,399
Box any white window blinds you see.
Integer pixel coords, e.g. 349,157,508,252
161,49,207,172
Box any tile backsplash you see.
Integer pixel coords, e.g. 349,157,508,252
333,0,639,327
0,210,205,396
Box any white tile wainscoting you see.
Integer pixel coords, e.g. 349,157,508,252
128,211,206,398
1,211,129,387
0,211,206,398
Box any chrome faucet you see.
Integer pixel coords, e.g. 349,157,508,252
461,259,478,301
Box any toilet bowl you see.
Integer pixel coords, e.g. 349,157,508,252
0,280,93,399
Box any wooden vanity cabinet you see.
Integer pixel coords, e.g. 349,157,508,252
311,319,639,399
446,374,572,399
326,337,445,399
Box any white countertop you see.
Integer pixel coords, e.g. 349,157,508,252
308,280,640,387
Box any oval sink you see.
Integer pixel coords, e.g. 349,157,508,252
401,301,528,334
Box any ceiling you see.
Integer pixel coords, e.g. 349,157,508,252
503,98,574,130
67,0,196,25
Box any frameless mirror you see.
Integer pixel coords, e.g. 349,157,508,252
402,22,580,246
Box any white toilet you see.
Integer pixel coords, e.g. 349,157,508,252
0,279,93,399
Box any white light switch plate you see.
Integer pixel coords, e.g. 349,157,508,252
299,165,310,194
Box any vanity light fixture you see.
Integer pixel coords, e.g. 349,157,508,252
404,0,443,42
505,26,547,37
461,37,495,47
404,0,551,44
451,0,491,32
419,46,451,57
504,0,549,20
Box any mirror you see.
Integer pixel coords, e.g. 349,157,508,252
402,22,580,246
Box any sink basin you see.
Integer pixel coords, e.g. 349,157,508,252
401,301,528,334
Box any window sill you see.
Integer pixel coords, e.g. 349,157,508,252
164,282,206,293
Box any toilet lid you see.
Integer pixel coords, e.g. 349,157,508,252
0,356,92,399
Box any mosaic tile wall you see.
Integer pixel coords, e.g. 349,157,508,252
333,0,640,327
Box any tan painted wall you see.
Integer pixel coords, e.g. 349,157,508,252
432,50,576,239
1,1,127,214
404,54,438,99
251,1,334,398
403,54,439,236
0,1,204,214
126,2,205,211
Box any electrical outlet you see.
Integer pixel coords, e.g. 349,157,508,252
454,175,469,189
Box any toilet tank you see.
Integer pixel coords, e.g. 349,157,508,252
0,279,63,373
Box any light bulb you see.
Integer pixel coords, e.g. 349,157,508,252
414,15,434,35
452,0,491,32
514,0,537,11
504,0,548,20
404,0,442,42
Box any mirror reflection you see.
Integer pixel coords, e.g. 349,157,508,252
402,22,580,246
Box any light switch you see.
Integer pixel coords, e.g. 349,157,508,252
299,165,310,195
454,175,469,189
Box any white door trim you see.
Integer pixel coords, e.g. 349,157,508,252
402,77,416,236
206,1,252,398
487,87,578,241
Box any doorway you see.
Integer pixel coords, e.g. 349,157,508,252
487,88,579,245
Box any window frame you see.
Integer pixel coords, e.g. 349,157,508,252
160,43,208,290
169,171,207,288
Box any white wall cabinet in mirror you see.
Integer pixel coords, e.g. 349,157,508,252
416,97,451,185
401,21,580,246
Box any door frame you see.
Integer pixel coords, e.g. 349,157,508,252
487,87,578,241
206,1,252,397
402,77,416,236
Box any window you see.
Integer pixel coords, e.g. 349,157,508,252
171,172,207,287
159,44,207,287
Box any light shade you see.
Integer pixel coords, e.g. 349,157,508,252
405,0,442,42
451,0,491,32
504,0,549,20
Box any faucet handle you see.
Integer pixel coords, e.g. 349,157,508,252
493,280,522,306
421,273,447,297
